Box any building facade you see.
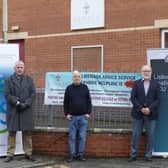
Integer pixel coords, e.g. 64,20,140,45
1,0,168,88
1,0,168,157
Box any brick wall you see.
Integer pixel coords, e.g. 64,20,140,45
0,0,164,88
25,29,160,88
32,130,146,157
8,0,70,35
6,0,168,34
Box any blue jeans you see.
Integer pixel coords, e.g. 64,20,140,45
130,116,156,158
69,115,88,157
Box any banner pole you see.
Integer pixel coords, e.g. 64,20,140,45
2,0,8,43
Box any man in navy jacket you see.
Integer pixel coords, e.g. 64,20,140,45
128,65,160,162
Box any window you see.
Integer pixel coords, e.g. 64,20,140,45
71,45,104,72
161,30,168,48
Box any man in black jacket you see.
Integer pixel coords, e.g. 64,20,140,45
64,70,92,162
128,65,160,162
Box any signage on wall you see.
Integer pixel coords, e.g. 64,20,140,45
147,49,168,156
44,72,141,107
0,44,24,156
71,0,105,30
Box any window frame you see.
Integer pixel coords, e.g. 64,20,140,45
161,29,168,48
71,44,104,72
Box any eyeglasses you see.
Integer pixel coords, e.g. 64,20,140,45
142,70,151,72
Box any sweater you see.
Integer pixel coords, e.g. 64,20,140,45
64,83,92,116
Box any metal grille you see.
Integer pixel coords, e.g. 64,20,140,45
34,89,132,129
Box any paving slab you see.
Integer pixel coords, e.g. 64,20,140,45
1,155,168,168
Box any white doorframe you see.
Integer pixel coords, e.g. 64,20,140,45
161,29,168,48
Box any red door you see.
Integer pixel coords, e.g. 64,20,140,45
9,40,25,61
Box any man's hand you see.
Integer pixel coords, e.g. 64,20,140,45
141,107,150,115
85,114,90,120
144,108,150,115
141,108,146,113
66,114,72,120
16,102,29,112
20,103,27,110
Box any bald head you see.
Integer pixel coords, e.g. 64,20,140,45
72,70,81,85
141,65,152,72
141,64,152,80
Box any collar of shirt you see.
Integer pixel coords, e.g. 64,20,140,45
142,78,151,82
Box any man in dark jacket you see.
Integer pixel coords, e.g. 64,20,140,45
128,64,160,162
4,61,36,162
64,70,92,162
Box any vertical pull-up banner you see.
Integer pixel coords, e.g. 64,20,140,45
147,49,168,156
0,44,23,156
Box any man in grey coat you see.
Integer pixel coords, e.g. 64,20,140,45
4,61,36,162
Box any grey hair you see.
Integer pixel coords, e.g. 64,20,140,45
14,60,24,67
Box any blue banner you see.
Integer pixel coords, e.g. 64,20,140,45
0,69,13,134
44,72,141,107
0,44,23,156
147,48,168,156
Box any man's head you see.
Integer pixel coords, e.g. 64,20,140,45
72,70,81,85
14,61,25,76
141,64,152,80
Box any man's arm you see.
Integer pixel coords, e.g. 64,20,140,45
130,81,143,111
4,78,20,105
63,87,70,117
84,86,92,119
86,86,92,114
24,76,36,107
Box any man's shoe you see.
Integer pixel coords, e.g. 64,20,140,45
145,157,152,161
66,156,76,163
128,157,136,162
25,154,35,161
78,156,86,161
4,156,13,162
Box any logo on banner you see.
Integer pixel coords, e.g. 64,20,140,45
55,75,61,81
83,1,90,15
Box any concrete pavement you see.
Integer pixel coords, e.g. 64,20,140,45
1,155,168,168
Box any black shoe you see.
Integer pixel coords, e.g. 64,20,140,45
25,154,35,161
128,157,136,162
4,156,13,163
78,156,86,161
145,157,152,161
66,156,76,163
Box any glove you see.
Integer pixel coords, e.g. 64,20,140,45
16,104,23,112
20,103,27,110
16,102,29,112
